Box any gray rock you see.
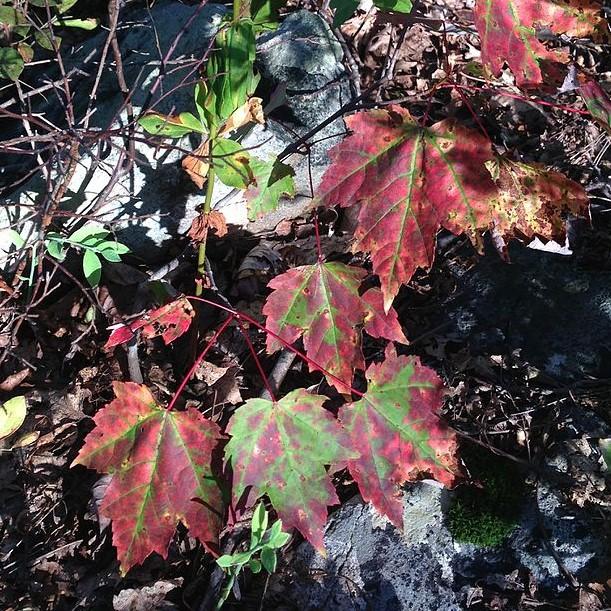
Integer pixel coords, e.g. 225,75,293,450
510,407,611,592
441,242,611,380
272,436,609,609
274,484,461,611
1,6,351,262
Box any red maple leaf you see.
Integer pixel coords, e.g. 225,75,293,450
317,106,497,311
339,346,459,526
72,382,224,573
106,296,195,348
474,0,607,87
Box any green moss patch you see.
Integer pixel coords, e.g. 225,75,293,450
447,446,527,548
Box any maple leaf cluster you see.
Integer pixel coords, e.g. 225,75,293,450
70,0,607,576
74,281,458,573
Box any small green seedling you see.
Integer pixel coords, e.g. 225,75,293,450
214,502,291,609
45,223,130,287
138,0,294,296
6,222,129,288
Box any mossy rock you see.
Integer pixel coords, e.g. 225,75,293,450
448,446,527,548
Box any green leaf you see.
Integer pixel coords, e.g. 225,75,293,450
375,0,412,12
28,0,62,6
266,519,283,542
600,439,611,468
98,249,121,263
35,28,60,51
228,550,254,566
248,558,262,574
225,389,358,552
138,113,199,138
69,223,109,245
245,157,295,220
5,229,26,249
58,0,80,13
212,138,253,189
216,555,236,568
0,6,30,38
56,17,99,30
194,81,209,127
330,0,412,27
45,235,67,261
206,21,259,125
260,547,277,573
83,249,101,287
0,6,21,25
0,47,24,81
250,502,268,547
97,240,130,253
177,111,206,134
329,0,359,26
96,241,130,262
251,0,283,29
267,527,290,549
0,396,27,440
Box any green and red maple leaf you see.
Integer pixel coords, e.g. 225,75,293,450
72,382,224,573
473,0,607,87
224,388,357,552
340,346,458,527
263,261,407,390
224,354,456,550
317,105,588,309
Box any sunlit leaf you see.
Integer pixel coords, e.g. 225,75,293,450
72,382,224,573
0,396,27,440
264,262,406,391
474,0,607,87
105,296,195,348
225,389,358,551
339,346,459,526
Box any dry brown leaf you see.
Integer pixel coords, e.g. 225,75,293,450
0,368,30,391
188,210,228,243
196,360,242,405
220,97,265,136
182,140,210,190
